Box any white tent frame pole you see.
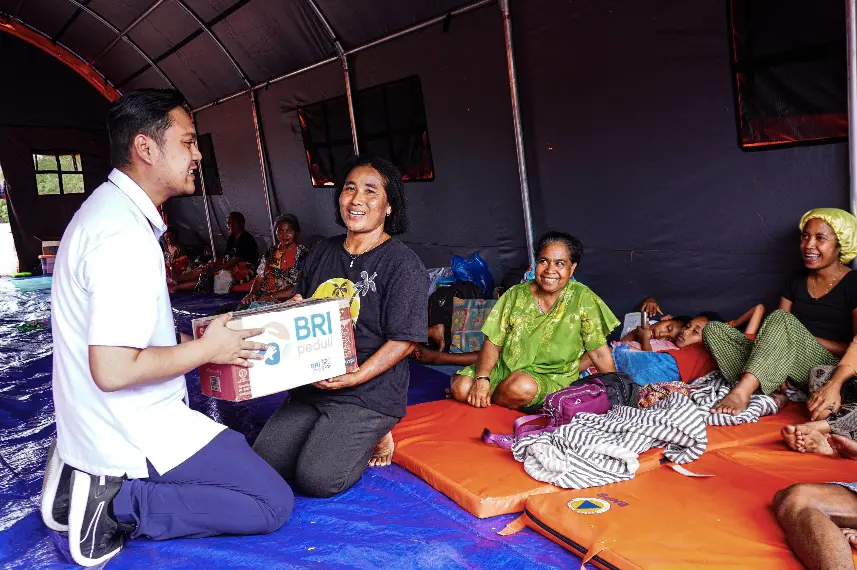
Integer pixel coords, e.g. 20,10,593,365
58,0,176,89
250,90,277,242
499,0,535,267
193,0,495,113
341,54,360,155
303,0,359,154
190,112,218,262
848,0,857,217
91,0,167,65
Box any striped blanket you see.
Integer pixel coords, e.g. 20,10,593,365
511,373,779,489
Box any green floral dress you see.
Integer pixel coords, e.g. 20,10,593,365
457,280,620,406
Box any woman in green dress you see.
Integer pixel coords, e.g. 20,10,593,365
451,232,620,410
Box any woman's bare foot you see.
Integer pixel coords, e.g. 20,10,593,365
830,435,857,460
800,430,836,456
782,425,802,451
712,388,752,415
368,432,394,467
841,528,857,549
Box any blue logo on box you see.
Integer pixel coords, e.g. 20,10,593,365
264,343,281,366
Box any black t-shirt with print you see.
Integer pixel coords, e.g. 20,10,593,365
291,235,428,418
781,271,857,343
225,231,259,264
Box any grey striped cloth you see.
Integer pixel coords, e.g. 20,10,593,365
512,373,779,489
690,371,780,425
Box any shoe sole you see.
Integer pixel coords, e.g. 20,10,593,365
68,471,123,567
40,439,69,532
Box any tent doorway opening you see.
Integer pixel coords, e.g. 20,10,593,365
0,164,18,276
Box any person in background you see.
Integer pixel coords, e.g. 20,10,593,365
41,88,292,567
161,226,191,279
253,155,427,496
774,437,857,570
704,208,857,415
238,213,308,308
172,211,259,292
451,232,619,410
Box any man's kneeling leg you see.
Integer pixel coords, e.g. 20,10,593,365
112,429,293,541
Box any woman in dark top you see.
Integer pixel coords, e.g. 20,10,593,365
704,208,857,415
253,156,428,498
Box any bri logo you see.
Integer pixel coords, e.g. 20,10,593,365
596,493,629,508
295,312,334,340
264,343,281,366
295,311,335,356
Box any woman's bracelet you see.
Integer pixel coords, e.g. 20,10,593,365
475,375,490,381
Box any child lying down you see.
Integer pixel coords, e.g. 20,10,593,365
588,303,766,386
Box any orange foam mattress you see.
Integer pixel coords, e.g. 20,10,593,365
392,399,811,519
523,447,857,569
392,399,558,518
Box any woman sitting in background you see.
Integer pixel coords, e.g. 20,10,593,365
451,232,619,410
704,208,857,415
238,214,308,308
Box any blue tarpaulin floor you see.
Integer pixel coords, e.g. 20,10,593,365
0,281,582,569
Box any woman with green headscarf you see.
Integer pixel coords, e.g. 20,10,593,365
704,208,857,415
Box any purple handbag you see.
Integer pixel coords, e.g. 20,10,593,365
481,378,611,450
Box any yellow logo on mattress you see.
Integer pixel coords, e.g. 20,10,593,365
567,497,611,515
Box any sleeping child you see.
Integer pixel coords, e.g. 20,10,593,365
608,304,765,386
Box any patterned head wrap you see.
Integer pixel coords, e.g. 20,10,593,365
799,208,857,264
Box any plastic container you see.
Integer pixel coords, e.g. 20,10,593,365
41,241,61,255
38,254,56,275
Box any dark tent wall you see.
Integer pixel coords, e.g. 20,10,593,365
515,0,848,317
0,34,111,271
168,6,527,276
168,0,849,318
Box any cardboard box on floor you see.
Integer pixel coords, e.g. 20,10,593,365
192,298,358,401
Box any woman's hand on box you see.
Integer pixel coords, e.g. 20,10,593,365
203,313,267,367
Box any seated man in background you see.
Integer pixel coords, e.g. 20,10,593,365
172,211,259,292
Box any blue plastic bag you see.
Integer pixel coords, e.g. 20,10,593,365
450,253,495,297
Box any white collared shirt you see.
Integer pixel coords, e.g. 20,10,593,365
51,169,224,478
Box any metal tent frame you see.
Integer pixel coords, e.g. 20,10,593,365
2,0,534,264
5,0,857,271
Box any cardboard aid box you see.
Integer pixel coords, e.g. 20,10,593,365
192,298,358,401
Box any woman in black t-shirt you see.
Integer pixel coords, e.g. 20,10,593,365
253,156,428,498
703,208,857,416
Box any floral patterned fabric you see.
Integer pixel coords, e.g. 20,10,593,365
240,244,308,306
449,298,497,353
457,280,620,406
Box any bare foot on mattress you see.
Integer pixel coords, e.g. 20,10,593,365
830,435,857,460
712,388,752,415
781,425,801,451
800,430,836,456
369,431,394,467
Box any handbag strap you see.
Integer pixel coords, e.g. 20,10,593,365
481,414,553,450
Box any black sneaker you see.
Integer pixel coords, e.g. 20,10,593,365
68,470,126,567
40,439,72,532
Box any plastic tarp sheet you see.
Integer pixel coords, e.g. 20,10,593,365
0,283,579,569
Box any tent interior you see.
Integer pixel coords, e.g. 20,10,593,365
0,0,853,567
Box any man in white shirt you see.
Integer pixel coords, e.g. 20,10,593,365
40,89,294,567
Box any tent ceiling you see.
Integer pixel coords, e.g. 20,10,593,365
0,0,482,108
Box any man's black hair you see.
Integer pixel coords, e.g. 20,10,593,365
107,89,187,169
